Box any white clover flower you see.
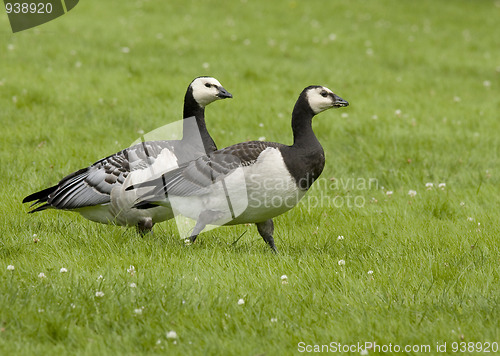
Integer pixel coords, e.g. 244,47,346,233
134,308,143,315
60,267,68,273
97,275,104,281
338,259,345,266
395,109,402,116
38,272,46,279
184,239,192,246
438,183,446,190
166,330,178,339
386,190,393,196
271,318,278,323
127,265,136,275
95,291,105,298
368,270,374,275
467,217,474,222
360,349,369,355
337,235,344,240
259,122,264,127
258,136,266,141
425,182,434,190
7,265,14,271
237,298,245,305
460,202,465,207
408,190,417,197
281,275,288,285
129,282,137,288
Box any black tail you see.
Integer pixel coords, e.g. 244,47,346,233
27,203,52,213
23,185,58,204
22,185,58,212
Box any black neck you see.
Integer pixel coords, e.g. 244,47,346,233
281,92,325,190
182,89,217,154
291,95,321,150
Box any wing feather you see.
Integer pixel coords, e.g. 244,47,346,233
25,140,180,211
140,141,285,201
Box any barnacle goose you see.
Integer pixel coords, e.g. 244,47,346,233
129,85,348,251
22,77,232,233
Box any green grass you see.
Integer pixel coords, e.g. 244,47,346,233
1,0,500,354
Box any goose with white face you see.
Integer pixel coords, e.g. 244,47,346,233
306,86,349,114
190,77,233,107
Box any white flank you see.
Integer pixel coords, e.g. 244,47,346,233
78,147,179,226
169,147,306,234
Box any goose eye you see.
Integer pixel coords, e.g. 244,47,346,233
205,83,212,88
320,91,328,98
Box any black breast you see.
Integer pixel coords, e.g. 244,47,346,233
279,146,325,190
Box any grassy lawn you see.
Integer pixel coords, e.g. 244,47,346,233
1,0,499,354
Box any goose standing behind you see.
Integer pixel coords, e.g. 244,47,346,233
23,77,232,233
130,85,348,251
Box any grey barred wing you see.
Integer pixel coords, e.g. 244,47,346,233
148,152,243,198
24,140,178,211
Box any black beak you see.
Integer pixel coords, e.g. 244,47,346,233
217,87,233,99
333,94,349,108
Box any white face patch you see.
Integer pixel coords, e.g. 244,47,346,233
190,77,224,107
306,86,335,114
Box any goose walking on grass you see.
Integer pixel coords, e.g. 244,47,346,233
129,85,348,251
23,77,232,233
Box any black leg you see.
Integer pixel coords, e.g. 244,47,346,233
137,217,154,236
189,219,206,243
256,219,278,253
188,210,225,243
